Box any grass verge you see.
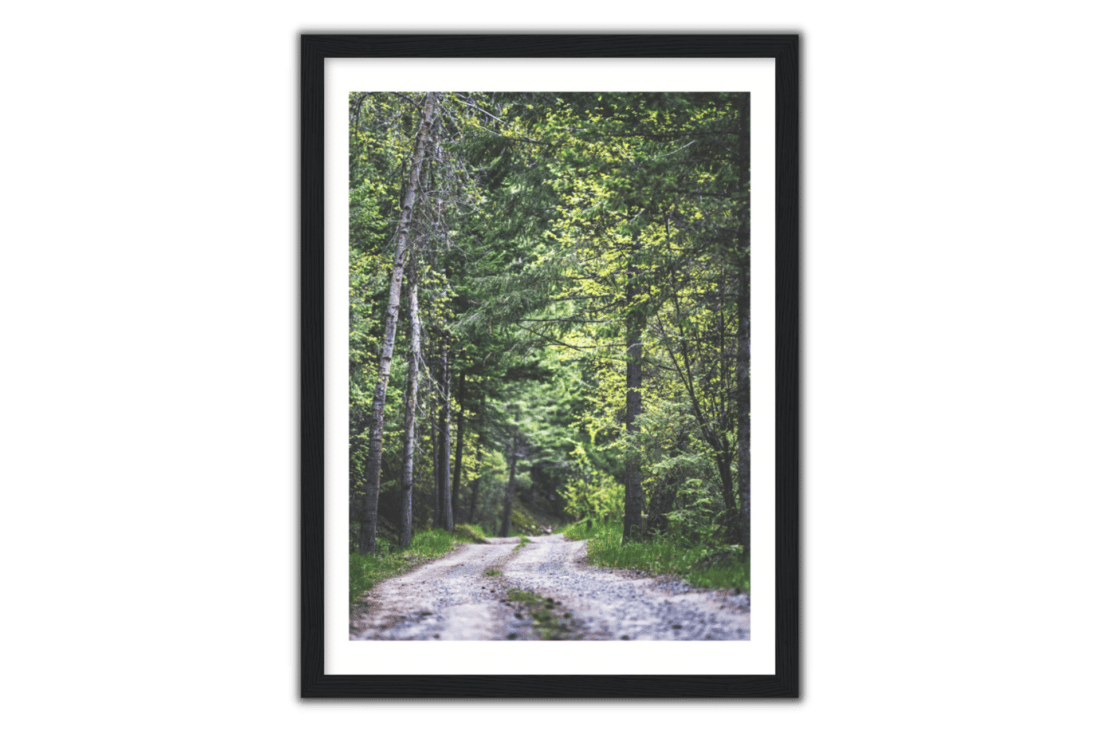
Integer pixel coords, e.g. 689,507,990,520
562,520,750,592
349,527,476,612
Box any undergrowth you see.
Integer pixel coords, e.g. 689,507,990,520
562,520,750,592
349,527,481,611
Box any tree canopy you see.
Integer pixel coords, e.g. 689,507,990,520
349,91,751,559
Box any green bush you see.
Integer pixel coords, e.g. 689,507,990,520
664,477,726,547
562,444,624,522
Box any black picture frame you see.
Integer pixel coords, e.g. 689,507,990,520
301,33,799,698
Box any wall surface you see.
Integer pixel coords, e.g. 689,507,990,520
3,2,1098,731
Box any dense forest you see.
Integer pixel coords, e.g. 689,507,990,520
348,91,751,574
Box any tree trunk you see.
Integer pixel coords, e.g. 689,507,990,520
736,256,750,559
622,244,645,543
716,447,739,544
397,260,422,549
357,92,438,554
451,371,465,524
430,388,440,527
468,437,482,525
468,394,485,525
500,431,518,537
736,92,751,560
436,332,454,531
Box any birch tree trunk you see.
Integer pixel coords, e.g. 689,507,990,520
356,92,437,554
397,259,422,549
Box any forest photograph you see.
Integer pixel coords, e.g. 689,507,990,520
346,91,752,641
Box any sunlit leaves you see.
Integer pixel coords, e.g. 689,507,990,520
348,91,749,548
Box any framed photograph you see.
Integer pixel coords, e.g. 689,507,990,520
301,34,799,698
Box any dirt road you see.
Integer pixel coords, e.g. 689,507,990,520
349,534,750,640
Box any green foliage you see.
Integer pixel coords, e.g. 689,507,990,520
349,91,751,579
563,443,623,521
563,520,749,592
661,467,726,546
484,568,502,576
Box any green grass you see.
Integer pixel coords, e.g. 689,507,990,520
453,523,491,543
484,568,503,577
512,535,531,552
562,520,614,542
562,520,750,592
506,589,542,603
349,528,464,611
505,588,578,640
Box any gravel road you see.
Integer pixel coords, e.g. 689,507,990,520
349,533,750,641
